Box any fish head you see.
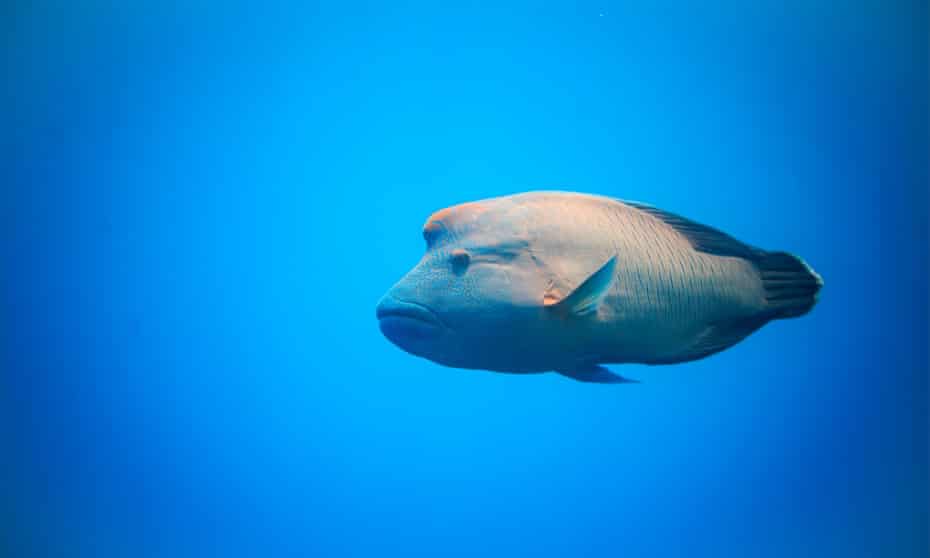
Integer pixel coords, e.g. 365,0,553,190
376,198,550,370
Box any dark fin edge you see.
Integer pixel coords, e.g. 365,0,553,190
755,251,823,318
623,201,764,260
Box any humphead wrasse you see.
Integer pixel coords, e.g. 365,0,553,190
376,191,822,383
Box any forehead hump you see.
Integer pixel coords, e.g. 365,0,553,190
422,200,494,238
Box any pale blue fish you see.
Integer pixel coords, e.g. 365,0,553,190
376,191,823,383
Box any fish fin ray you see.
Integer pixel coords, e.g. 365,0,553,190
757,251,823,318
548,255,616,316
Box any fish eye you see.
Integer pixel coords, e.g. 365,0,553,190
450,249,470,274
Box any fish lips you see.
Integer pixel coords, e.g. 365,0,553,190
376,296,445,349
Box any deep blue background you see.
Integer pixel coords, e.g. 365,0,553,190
5,1,928,556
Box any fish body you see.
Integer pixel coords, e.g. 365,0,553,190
376,191,822,382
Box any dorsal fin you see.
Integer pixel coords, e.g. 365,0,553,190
545,255,616,316
623,201,763,260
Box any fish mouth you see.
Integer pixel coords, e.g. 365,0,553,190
376,297,444,344
376,299,441,326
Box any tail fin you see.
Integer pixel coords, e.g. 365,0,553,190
756,252,823,319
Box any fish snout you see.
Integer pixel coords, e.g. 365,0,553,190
376,294,444,349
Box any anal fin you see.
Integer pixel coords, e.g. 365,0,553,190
648,316,769,364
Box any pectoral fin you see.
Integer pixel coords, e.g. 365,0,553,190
556,364,639,384
544,255,617,317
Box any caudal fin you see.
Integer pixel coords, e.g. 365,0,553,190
756,252,823,319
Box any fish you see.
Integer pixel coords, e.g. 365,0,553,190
375,191,823,383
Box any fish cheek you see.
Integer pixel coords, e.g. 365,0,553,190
463,262,507,302
463,261,539,316
498,259,548,308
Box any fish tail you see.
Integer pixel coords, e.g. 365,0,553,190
755,251,823,319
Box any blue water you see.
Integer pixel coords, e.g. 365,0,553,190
6,2,928,557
